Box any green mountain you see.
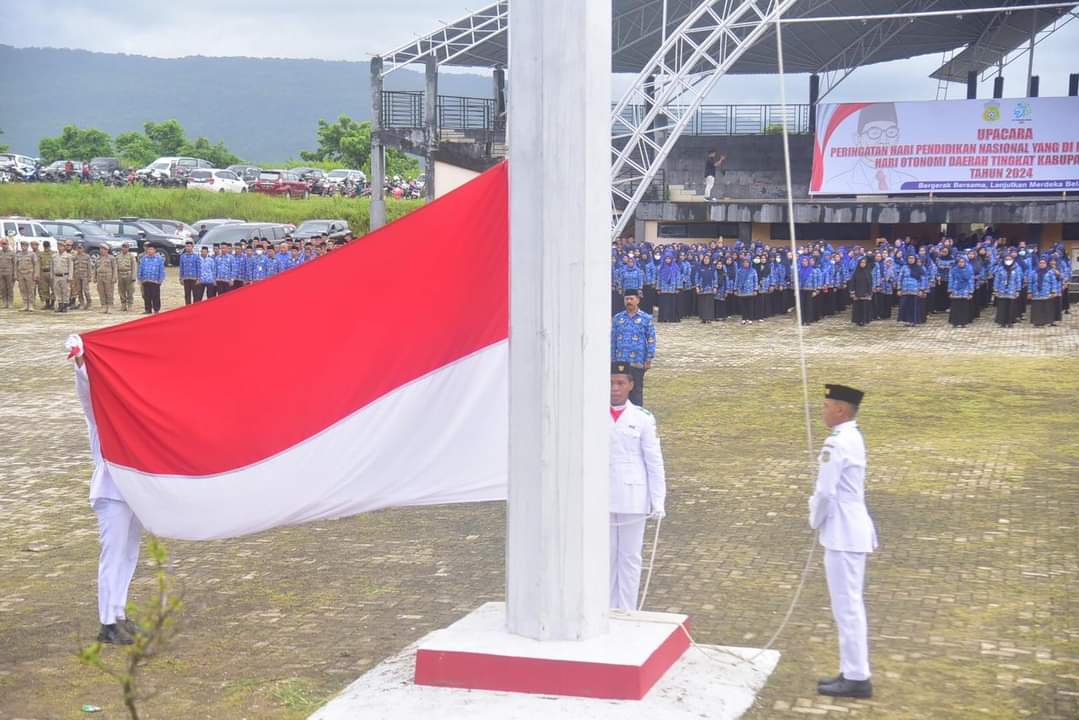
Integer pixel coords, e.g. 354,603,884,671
0,45,492,163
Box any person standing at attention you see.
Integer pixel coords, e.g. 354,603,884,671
811,384,878,699
609,362,666,612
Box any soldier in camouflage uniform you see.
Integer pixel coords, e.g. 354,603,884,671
15,239,40,311
36,240,55,309
52,244,74,313
94,249,118,314
115,244,137,311
0,233,15,308
71,243,93,310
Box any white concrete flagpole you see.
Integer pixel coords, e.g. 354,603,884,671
506,0,612,641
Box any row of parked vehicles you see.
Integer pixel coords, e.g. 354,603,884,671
2,215,354,265
0,153,371,198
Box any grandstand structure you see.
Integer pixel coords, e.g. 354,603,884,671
368,0,1079,258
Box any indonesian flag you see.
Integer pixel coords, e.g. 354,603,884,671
71,163,509,540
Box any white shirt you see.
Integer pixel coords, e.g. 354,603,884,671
809,420,878,552
610,401,666,515
75,363,124,505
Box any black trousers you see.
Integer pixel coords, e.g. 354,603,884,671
216,281,231,296
628,366,646,407
142,282,161,313
182,278,197,305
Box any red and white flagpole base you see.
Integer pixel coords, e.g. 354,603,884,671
415,603,688,700
311,603,781,719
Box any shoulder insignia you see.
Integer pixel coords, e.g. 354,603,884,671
638,408,653,417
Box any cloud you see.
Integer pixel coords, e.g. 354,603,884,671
4,1,1078,101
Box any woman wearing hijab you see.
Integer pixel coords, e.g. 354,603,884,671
1049,256,1066,321
678,251,693,319
735,257,758,324
896,255,927,326
993,254,1022,327
948,256,974,328
934,246,954,312
713,255,730,321
695,253,717,323
642,250,658,317
656,251,681,323
795,256,815,325
1029,257,1061,328
850,257,873,327
754,256,772,322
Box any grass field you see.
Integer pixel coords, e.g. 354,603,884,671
0,275,1076,719
0,182,423,234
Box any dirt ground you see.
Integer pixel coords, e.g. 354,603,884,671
1,271,1077,719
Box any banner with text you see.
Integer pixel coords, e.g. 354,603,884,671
810,97,1079,195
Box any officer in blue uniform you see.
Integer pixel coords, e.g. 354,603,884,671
611,288,656,407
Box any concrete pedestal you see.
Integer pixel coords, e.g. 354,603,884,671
310,603,780,720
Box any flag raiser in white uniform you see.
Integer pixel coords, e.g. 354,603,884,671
609,400,666,611
810,418,878,686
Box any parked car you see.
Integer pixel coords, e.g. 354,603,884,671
227,164,261,183
0,153,38,175
187,169,248,193
324,168,366,189
0,216,52,243
196,222,294,249
139,156,214,178
141,218,198,241
251,169,309,199
89,157,122,176
41,160,85,179
97,218,187,264
292,219,352,242
191,218,245,239
40,219,133,256
291,167,326,183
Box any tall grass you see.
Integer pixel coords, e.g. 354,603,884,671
0,183,423,234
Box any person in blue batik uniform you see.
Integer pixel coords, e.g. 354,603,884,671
656,251,681,323
642,252,658,317
694,253,717,324
611,288,656,407
993,255,1022,327
178,241,200,305
1029,256,1061,328
735,258,758,325
137,245,165,314
947,256,974,327
215,244,234,296
896,255,928,326
196,245,216,301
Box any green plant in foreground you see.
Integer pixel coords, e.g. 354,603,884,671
78,537,182,720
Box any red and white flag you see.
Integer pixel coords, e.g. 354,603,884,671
71,163,509,540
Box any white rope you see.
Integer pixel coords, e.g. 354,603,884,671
622,9,822,676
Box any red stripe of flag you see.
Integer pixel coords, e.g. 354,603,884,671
83,162,509,476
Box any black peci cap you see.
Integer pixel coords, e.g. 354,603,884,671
611,361,633,376
623,288,641,297
824,384,864,406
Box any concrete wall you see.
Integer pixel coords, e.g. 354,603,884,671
662,134,814,200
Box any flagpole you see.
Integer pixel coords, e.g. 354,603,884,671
505,0,612,641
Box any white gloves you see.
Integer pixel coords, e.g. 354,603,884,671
649,509,666,521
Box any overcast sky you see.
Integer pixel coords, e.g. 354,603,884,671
3,1,1078,102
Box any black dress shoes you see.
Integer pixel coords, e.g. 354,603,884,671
818,676,872,698
817,672,843,686
97,622,134,645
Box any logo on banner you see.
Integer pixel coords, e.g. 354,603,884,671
1011,101,1033,123
982,101,1001,122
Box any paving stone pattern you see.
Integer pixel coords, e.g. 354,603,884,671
0,270,1076,719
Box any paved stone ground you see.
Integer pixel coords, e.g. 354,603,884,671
0,272,1076,719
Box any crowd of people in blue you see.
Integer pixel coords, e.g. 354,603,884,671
611,233,1072,331
176,238,337,306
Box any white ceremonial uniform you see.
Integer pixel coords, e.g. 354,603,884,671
609,401,666,611
809,419,878,681
75,364,143,626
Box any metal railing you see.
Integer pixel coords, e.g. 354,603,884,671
382,91,498,131
614,103,811,135
382,90,809,136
